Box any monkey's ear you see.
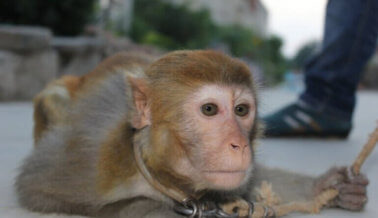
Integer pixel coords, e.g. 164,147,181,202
128,76,151,129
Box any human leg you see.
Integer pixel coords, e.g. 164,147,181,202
264,0,378,137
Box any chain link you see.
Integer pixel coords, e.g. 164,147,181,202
173,200,255,218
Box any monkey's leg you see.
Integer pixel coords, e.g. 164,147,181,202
98,198,182,218
33,75,81,144
17,190,93,216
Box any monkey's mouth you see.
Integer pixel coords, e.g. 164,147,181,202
203,170,246,174
202,170,247,189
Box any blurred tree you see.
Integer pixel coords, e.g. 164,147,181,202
258,36,288,83
129,0,288,84
217,25,255,57
130,0,216,49
291,41,319,69
0,0,97,36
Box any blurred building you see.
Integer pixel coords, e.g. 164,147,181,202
166,0,268,37
99,0,134,33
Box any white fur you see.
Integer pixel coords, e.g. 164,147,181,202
40,84,70,99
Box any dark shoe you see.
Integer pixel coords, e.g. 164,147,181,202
262,103,352,138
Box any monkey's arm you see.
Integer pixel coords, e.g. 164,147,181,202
253,164,315,203
98,198,182,218
253,164,369,211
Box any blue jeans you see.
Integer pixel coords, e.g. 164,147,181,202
299,0,378,121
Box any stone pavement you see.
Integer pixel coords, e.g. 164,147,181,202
0,89,377,218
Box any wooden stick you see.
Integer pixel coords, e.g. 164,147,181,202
352,125,378,175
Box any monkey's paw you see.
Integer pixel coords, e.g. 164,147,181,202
314,166,369,211
220,199,275,218
220,199,251,217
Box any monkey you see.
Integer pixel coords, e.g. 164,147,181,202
16,50,369,218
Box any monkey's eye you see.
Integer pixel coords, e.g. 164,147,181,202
201,103,218,116
234,104,249,116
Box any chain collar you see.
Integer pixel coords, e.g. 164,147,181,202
174,200,255,218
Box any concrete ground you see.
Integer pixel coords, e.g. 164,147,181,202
0,88,377,218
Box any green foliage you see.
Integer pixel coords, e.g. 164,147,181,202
0,0,97,36
217,25,256,56
215,26,287,83
129,0,288,84
257,36,288,83
130,0,216,50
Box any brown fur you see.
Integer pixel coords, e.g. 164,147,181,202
97,120,138,193
62,75,83,98
146,50,257,124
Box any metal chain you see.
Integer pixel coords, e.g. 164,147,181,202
173,200,255,218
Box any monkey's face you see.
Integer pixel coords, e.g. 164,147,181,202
176,84,255,191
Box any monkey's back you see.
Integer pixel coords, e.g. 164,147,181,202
33,52,153,143
16,53,152,215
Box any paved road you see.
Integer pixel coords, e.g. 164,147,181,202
0,89,377,218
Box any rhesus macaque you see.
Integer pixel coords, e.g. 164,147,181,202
16,50,368,218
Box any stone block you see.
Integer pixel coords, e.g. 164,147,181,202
0,25,52,51
15,49,59,100
59,51,102,76
0,51,21,100
52,37,104,54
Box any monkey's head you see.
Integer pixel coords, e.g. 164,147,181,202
130,50,260,194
